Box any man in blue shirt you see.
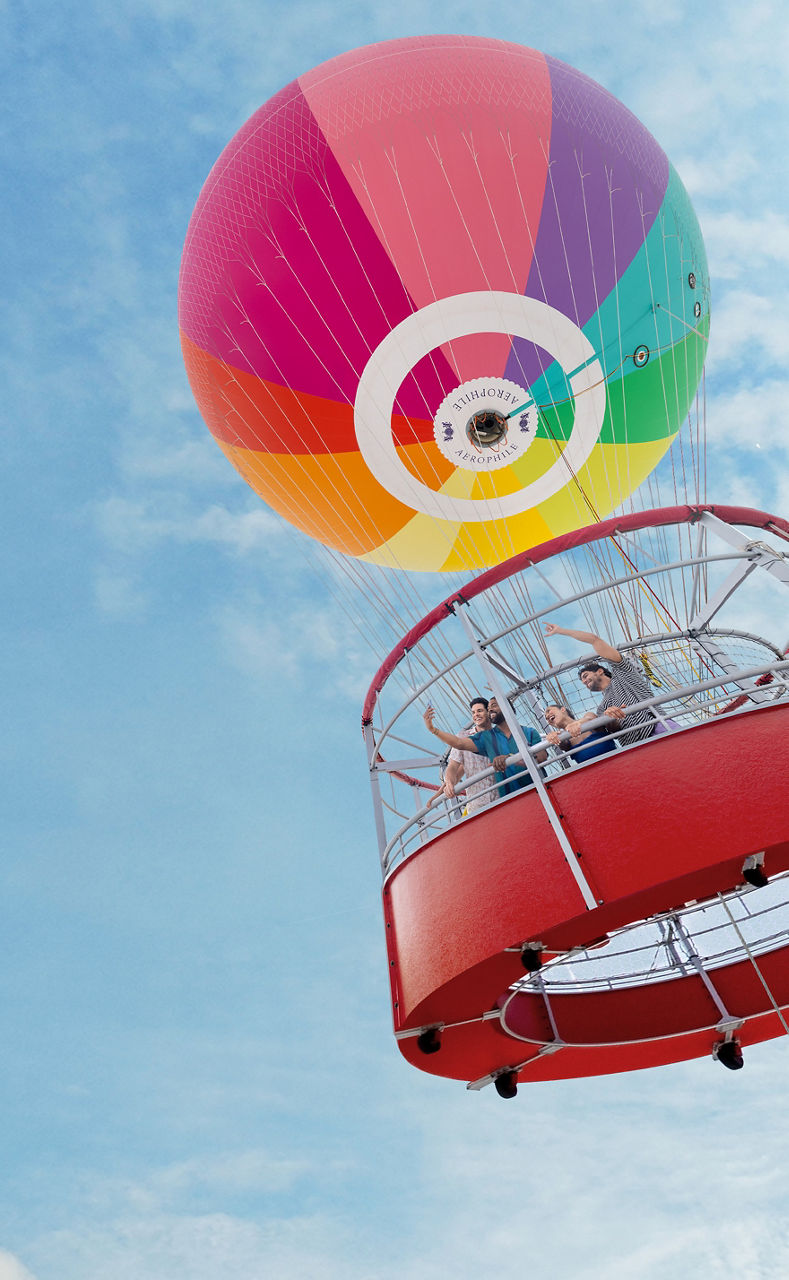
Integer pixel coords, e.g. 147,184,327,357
424,696,546,798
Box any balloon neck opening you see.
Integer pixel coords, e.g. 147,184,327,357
466,409,509,449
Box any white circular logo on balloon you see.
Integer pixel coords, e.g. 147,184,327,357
433,377,538,472
354,291,607,523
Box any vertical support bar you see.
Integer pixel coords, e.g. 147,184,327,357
413,780,430,847
688,559,757,633
688,521,706,621
536,973,564,1047
670,913,737,1024
455,603,599,910
363,721,389,871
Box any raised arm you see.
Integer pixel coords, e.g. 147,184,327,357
543,622,622,664
423,705,477,753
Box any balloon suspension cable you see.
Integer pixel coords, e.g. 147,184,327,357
716,893,789,1038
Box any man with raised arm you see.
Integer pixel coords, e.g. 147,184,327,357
543,623,657,746
424,696,546,797
433,697,496,816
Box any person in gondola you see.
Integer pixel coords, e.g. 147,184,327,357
424,696,547,797
543,623,658,745
544,703,618,764
432,697,496,816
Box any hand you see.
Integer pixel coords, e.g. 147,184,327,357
607,706,626,722
545,730,563,746
423,705,436,733
492,754,511,772
443,777,456,798
565,719,586,737
429,782,454,807
543,622,565,637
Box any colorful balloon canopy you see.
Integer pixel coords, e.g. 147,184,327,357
179,35,709,572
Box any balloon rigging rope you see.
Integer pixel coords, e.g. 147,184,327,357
203,339,439,642
355,133,521,570
408,128,525,566
256,183,483,583
352,145,472,472
716,893,789,1038
424,126,522,564
208,237,475,629
283,188,474,568
207,263,405,555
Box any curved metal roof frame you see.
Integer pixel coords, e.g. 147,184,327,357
362,504,789,725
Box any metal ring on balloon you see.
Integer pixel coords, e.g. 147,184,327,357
354,291,607,523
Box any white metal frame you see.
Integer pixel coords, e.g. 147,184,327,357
365,513,789,886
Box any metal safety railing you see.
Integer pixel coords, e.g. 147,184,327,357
363,510,789,889
378,658,789,876
507,874,789,997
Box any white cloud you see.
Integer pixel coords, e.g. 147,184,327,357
0,1253,38,1280
706,378,789,455
704,212,789,282
94,495,285,556
149,1149,310,1200
774,469,789,524
601,1217,789,1280
672,149,759,203
16,1042,789,1280
217,597,374,699
385,1048,789,1279
117,431,232,488
706,291,789,375
69,1150,312,1218
93,568,149,619
30,1211,355,1280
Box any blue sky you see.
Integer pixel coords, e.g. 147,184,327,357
2,2,789,1277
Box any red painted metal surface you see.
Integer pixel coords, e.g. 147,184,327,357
385,704,789,1083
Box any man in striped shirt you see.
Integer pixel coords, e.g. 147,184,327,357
543,623,657,746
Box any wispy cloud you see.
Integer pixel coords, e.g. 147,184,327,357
29,1210,355,1280
704,213,789,282
16,1041,789,1279
0,1253,38,1280
706,293,789,377
94,495,286,557
216,595,376,699
706,379,789,456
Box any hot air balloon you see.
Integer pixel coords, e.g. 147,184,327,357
179,34,708,573
180,36,789,1094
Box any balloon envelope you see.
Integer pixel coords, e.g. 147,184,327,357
179,35,708,571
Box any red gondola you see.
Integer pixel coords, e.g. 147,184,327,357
364,507,789,1093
